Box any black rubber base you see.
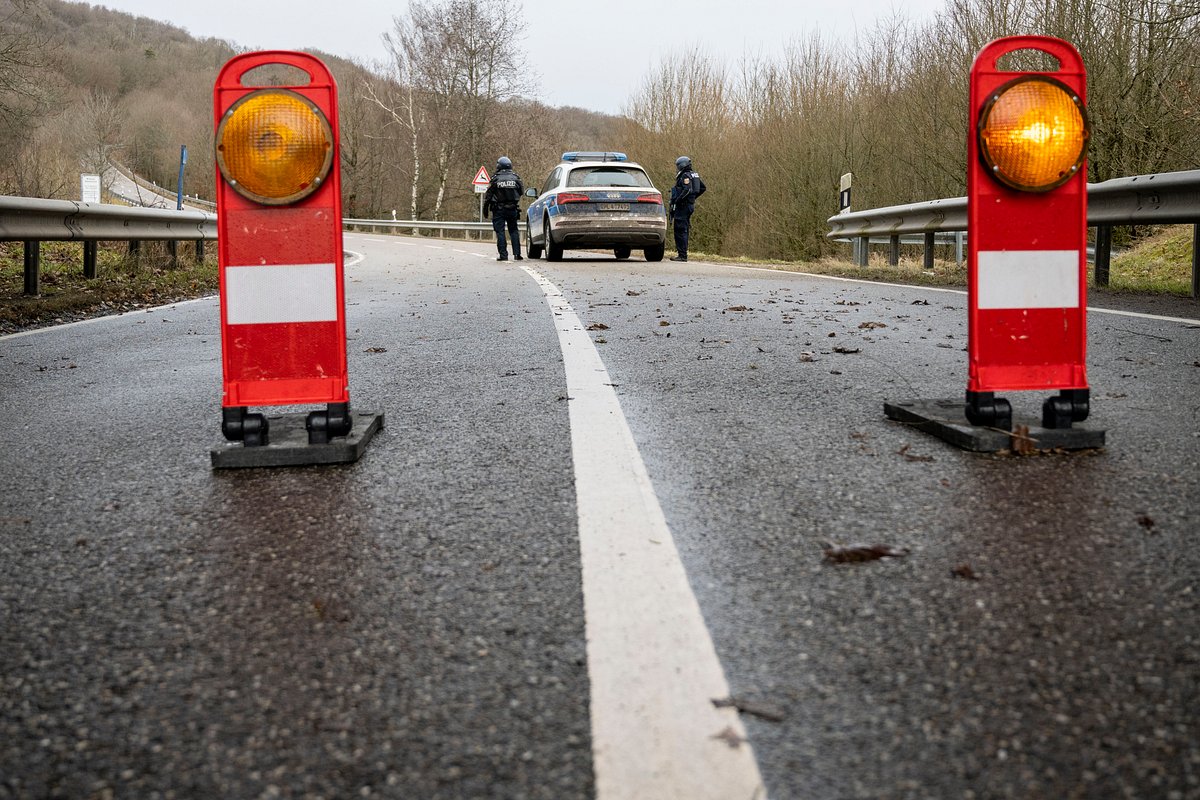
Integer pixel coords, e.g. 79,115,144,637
211,411,384,469
884,399,1105,453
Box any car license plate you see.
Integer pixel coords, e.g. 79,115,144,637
597,203,628,212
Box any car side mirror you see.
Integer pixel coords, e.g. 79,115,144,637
525,188,538,197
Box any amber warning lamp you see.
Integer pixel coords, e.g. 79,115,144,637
216,88,334,206
977,75,1089,192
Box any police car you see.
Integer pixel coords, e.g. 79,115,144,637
524,152,667,262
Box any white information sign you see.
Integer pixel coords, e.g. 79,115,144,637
81,173,101,204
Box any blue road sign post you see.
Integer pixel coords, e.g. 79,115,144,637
176,145,188,211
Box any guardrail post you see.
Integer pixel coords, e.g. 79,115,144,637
1192,223,1198,298
855,236,868,267
1094,225,1111,287
924,232,935,269
888,235,900,266
83,241,98,279
168,240,178,268
196,240,205,261
23,240,40,296
955,232,964,267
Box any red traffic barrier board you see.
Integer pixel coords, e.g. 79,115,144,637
212,51,358,450
213,51,347,412
966,36,1091,430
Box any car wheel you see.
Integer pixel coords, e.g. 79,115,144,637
526,218,543,259
614,246,631,260
644,244,664,262
546,220,563,262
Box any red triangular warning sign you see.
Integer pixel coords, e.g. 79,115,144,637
473,166,490,186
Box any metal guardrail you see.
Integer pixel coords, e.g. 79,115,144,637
0,196,216,241
0,199,492,243
105,163,216,211
343,218,494,237
0,196,495,295
827,169,1200,296
0,196,217,295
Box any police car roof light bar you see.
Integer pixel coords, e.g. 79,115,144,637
562,151,627,162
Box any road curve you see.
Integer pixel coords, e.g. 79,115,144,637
1,232,1197,799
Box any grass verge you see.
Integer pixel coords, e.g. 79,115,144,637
696,224,1195,295
1107,225,1195,294
0,241,218,335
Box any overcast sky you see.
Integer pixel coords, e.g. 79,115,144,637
92,0,947,114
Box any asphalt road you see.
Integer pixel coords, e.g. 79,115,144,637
2,232,1197,799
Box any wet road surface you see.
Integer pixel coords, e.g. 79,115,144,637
2,233,1197,799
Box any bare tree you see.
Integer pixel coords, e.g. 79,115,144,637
375,0,534,219
0,0,63,194
367,42,426,219
78,90,124,178
0,0,53,125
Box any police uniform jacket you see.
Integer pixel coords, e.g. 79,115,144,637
484,169,524,217
670,169,706,211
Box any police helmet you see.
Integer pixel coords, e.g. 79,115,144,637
675,156,692,171
497,156,513,171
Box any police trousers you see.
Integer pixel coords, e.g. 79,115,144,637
491,206,521,258
673,205,694,258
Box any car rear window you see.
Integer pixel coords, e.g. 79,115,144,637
566,167,653,188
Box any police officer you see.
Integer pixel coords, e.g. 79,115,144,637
483,156,524,261
668,155,706,262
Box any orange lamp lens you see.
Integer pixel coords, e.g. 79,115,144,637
216,90,333,205
978,77,1088,192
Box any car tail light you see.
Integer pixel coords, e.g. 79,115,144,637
557,192,591,204
636,194,662,204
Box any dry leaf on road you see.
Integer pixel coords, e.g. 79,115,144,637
822,543,910,563
710,726,747,749
897,444,935,462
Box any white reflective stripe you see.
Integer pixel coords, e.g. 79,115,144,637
977,250,1080,309
224,263,338,325
520,264,766,800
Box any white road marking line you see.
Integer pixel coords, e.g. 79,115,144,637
1082,306,1200,326
0,296,216,342
468,253,488,259
520,264,766,800
343,234,417,247
424,245,442,250
708,262,1200,326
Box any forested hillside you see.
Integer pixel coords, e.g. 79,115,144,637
621,0,1200,260
2,0,1198,261
0,0,624,220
